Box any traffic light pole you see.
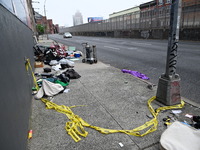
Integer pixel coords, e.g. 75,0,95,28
156,0,182,105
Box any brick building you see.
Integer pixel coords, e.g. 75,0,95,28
35,11,59,34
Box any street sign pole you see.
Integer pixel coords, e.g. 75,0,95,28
44,0,49,40
156,0,182,105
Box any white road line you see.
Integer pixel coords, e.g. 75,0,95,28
144,43,152,45
127,47,138,50
104,46,120,50
93,38,100,41
131,42,152,45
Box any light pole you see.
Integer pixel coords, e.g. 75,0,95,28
156,0,182,106
32,1,40,3
44,0,49,39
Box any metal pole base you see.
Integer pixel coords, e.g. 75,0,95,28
156,74,181,106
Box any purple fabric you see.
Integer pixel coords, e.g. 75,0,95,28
121,69,149,80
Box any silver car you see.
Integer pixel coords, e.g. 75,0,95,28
63,32,72,38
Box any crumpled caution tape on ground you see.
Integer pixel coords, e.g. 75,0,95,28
41,97,185,142
25,59,185,142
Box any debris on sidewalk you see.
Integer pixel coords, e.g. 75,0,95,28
59,58,74,67
192,116,200,129
118,142,124,147
64,69,81,79
146,114,153,119
34,80,64,99
43,67,51,73
160,121,200,150
30,39,200,149
34,61,44,68
171,110,182,114
185,114,193,118
34,41,77,66
64,89,70,93
33,40,81,95
39,95,185,142
121,69,149,80
163,116,173,126
147,84,156,90
28,130,33,139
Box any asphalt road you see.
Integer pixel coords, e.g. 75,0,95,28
49,34,200,104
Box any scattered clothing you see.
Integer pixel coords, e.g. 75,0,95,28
121,69,149,80
55,80,69,87
59,58,75,68
49,60,59,66
45,78,69,87
57,73,70,83
35,80,64,99
64,69,81,79
60,64,73,69
63,89,70,93
51,64,61,71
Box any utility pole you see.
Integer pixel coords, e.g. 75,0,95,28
156,0,182,106
44,0,48,40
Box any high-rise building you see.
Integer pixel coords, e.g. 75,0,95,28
73,11,83,26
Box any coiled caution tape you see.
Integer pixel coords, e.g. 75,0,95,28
25,59,185,142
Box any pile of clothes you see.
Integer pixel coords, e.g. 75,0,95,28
33,42,82,64
34,68,81,99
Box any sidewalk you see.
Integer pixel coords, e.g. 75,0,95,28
28,37,200,150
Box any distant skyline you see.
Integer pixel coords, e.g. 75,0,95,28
33,0,151,27
73,11,83,26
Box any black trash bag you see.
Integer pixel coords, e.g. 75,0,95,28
193,116,200,123
44,67,51,73
44,47,58,63
33,45,43,56
64,69,81,79
57,73,70,83
192,116,200,129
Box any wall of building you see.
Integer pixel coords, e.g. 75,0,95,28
109,6,139,18
0,4,34,150
62,0,200,41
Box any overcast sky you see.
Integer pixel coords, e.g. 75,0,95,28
33,0,150,27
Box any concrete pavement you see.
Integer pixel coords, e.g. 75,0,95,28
28,37,200,150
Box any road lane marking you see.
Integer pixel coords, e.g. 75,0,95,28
131,42,152,45
104,46,120,50
127,47,138,50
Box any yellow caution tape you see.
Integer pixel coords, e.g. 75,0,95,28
40,97,184,142
25,59,39,91
25,58,185,142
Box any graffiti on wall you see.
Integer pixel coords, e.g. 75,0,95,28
141,30,150,39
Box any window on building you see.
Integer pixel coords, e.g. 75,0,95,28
159,0,163,5
166,0,171,4
0,0,29,25
0,0,14,12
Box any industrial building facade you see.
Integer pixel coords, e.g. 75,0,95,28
61,0,200,40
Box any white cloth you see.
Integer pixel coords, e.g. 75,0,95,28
35,80,64,99
52,64,61,71
59,58,74,66
160,121,200,150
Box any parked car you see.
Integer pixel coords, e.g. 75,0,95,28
63,32,72,38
